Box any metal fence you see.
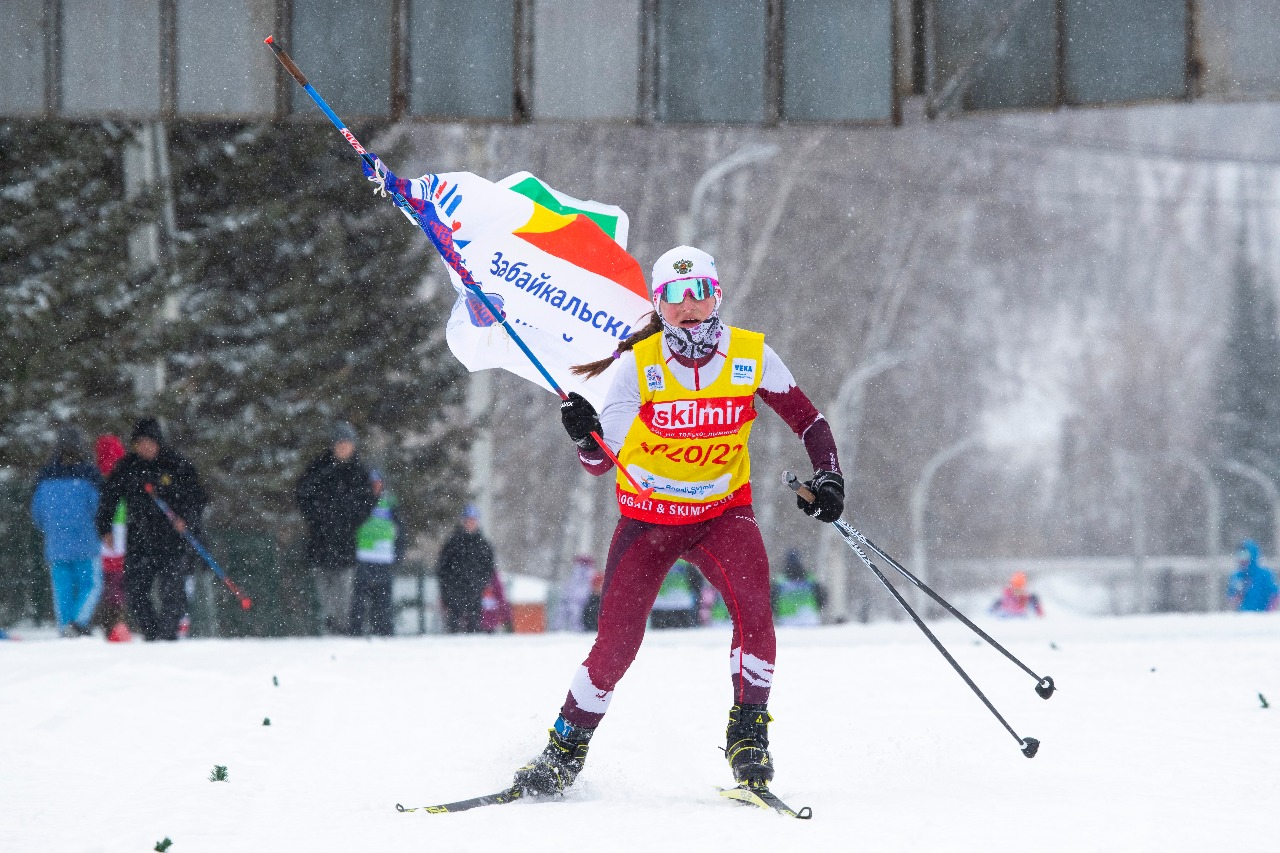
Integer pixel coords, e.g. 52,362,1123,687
0,481,51,627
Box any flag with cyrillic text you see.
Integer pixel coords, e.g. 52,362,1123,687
397,169,650,408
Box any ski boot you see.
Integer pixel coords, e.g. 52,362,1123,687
513,716,595,795
725,703,774,785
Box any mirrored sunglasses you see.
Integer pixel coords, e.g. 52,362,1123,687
657,277,717,304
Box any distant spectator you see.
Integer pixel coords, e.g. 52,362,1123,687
296,422,376,636
989,571,1044,618
702,587,732,628
480,570,514,633
31,426,103,638
650,558,701,629
349,469,399,637
581,569,605,633
554,555,598,632
94,434,131,642
1227,539,1279,612
435,504,496,634
771,549,825,627
96,417,207,642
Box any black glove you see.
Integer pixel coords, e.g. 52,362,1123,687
797,470,844,523
560,392,602,452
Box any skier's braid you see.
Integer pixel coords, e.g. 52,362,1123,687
570,312,663,379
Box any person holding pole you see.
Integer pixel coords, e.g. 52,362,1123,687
509,246,844,796
260,39,838,809
96,418,207,642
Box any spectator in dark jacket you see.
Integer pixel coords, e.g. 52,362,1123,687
295,422,376,635
96,417,207,642
31,426,103,637
436,504,496,634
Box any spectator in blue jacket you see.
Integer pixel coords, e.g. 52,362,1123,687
30,426,103,637
1227,539,1279,612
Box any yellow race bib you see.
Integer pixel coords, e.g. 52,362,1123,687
616,327,764,524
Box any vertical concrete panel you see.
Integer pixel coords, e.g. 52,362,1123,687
1196,0,1280,100
176,0,277,116
782,0,893,122
656,0,766,123
531,0,639,121
292,0,393,118
62,0,162,116
1064,0,1186,105
0,3,47,115
408,0,514,119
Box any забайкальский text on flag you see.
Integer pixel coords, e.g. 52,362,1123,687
385,168,651,408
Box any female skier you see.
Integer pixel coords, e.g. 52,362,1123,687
513,245,845,795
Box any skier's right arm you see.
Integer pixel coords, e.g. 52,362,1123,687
566,352,641,475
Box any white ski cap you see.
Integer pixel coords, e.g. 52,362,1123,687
651,245,719,292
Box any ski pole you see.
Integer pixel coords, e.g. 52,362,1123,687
785,472,1055,700
144,484,252,610
843,523,1055,698
786,473,1040,758
263,36,653,500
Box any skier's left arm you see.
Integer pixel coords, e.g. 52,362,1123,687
757,345,844,522
757,346,841,475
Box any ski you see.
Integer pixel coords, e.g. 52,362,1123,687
396,786,525,814
718,784,813,819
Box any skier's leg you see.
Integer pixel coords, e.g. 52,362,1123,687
689,507,776,706
48,561,72,631
559,517,693,727
515,518,692,795
70,558,103,632
687,506,777,784
155,558,187,640
125,554,161,641
349,566,369,636
371,567,394,635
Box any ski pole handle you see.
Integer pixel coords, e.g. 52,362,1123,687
784,471,816,504
265,35,308,86
264,35,377,171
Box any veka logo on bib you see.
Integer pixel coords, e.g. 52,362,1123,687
640,397,756,439
731,358,756,385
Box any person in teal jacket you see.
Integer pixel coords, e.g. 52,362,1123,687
1227,539,1279,612
771,549,825,627
349,470,399,636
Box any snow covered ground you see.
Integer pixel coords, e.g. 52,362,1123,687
3,611,1277,853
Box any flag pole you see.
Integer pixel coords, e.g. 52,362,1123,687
264,36,652,499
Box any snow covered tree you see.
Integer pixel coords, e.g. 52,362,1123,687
0,120,166,469
1213,230,1280,545
160,122,468,541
